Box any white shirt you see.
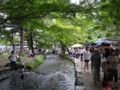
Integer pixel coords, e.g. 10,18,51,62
11,54,17,61
83,50,91,60
80,49,84,54
29,50,33,55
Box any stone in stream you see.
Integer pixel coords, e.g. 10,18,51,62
4,63,11,67
76,68,82,72
76,86,92,90
76,74,83,78
0,67,10,75
75,78,84,85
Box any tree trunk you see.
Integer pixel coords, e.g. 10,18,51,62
26,38,31,50
19,26,24,56
9,34,15,51
26,29,34,55
60,41,70,54
60,41,65,54
10,41,15,51
12,44,15,51
30,30,34,55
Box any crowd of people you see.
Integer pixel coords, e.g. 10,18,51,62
72,47,120,90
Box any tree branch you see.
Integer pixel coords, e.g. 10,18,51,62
0,8,98,24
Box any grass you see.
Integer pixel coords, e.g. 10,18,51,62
0,54,10,67
0,52,35,67
0,51,45,69
26,55,45,70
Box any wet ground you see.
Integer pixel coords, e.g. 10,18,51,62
0,55,75,90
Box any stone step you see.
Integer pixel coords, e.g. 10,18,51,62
75,80,84,86
76,74,83,78
75,77,84,86
0,67,10,74
76,86,92,90
75,68,82,70
0,73,11,82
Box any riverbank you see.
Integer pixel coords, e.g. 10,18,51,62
0,54,44,82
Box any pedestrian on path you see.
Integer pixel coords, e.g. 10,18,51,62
90,48,94,73
105,50,120,89
104,48,110,59
83,47,92,72
91,49,101,84
80,47,84,61
118,51,120,79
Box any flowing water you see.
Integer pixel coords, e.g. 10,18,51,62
0,55,75,90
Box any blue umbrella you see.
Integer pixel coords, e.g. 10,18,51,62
92,40,110,46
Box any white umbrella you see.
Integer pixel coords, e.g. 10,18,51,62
71,44,83,48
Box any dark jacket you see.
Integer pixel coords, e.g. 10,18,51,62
91,53,101,68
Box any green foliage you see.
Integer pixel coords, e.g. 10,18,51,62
0,0,120,49
26,55,45,70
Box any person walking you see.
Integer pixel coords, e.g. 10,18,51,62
104,48,110,59
90,48,94,73
83,47,91,72
105,50,120,89
91,49,101,84
80,47,84,61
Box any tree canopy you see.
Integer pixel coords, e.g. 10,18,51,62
0,0,120,54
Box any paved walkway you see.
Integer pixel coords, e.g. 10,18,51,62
74,58,120,90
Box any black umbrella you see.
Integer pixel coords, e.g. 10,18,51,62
92,40,110,46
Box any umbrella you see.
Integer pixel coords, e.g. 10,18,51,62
93,40,110,46
101,38,120,49
71,44,83,48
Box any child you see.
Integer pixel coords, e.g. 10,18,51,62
102,72,113,90
102,79,112,90
74,54,80,67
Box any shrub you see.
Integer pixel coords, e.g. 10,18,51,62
26,55,45,70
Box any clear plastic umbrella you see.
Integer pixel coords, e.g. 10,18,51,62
71,44,83,48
